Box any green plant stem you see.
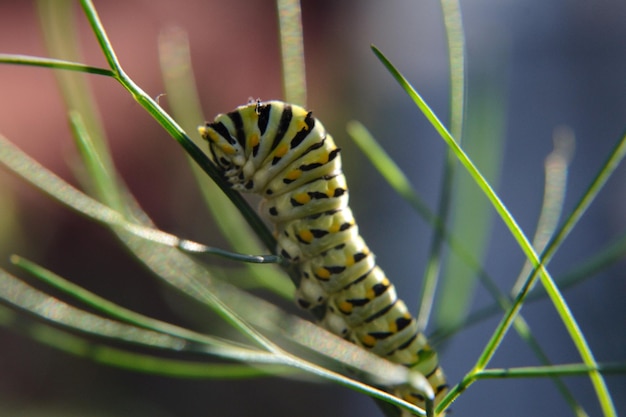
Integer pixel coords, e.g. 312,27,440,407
276,0,307,105
0,54,113,75
78,0,276,253
475,363,626,379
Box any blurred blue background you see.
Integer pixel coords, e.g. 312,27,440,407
0,1,624,416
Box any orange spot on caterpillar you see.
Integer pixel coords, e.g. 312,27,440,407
338,301,353,314
220,144,236,155
315,267,331,280
285,170,301,180
298,230,314,243
293,193,311,205
274,143,289,158
361,334,376,348
248,133,259,148
389,321,399,333
206,129,220,143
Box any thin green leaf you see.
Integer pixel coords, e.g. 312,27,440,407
347,121,439,223
528,128,626,287
0,134,276,264
433,230,626,340
0,269,183,350
372,45,616,416
0,267,297,369
0,53,113,76
439,0,465,140
37,0,118,178
511,128,574,295
276,0,307,105
10,255,257,351
418,0,467,333
476,363,626,379
11,313,283,379
437,80,506,328
548,232,626,295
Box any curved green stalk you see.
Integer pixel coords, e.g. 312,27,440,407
511,129,574,294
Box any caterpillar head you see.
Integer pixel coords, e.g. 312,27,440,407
198,121,247,187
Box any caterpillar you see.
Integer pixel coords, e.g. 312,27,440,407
199,100,448,413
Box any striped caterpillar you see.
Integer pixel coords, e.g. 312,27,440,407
198,100,448,412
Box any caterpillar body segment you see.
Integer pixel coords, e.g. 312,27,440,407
199,100,448,413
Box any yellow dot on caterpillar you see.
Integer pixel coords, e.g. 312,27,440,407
382,277,390,286
220,144,236,155
389,321,399,333
328,221,340,233
315,267,331,280
248,133,259,148
206,129,219,143
296,118,308,131
338,301,353,314
345,256,355,267
293,193,311,204
361,334,376,348
317,153,329,164
274,143,289,158
298,230,314,243
285,170,301,180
